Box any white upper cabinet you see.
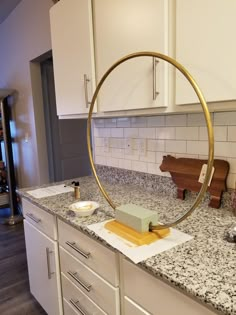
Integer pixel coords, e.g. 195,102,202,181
50,0,96,116
175,0,236,105
93,0,169,112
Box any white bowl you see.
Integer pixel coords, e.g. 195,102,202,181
69,201,99,217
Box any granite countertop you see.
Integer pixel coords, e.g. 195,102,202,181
19,172,236,315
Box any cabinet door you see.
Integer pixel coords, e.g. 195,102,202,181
176,0,236,105
124,296,151,315
123,259,217,315
50,0,96,116
24,220,62,315
93,0,169,112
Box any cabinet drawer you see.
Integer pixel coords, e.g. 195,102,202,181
123,259,217,315
22,198,57,240
124,296,151,315
58,219,119,286
62,274,106,315
63,299,80,315
60,247,120,315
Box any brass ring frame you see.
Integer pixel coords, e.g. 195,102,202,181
87,52,214,230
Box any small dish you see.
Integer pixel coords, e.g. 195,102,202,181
69,201,99,217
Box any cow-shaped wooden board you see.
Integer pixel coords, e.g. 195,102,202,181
160,155,229,208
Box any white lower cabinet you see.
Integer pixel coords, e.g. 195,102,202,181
124,297,151,315
122,259,217,315
22,200,220,315
24,220,62,315
63,299,81,315
60,247,119,314
58,219,120,315
62,273,106,315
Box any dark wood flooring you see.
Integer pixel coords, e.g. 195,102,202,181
0,220,47,315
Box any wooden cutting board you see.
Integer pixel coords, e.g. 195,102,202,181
160,155,229,208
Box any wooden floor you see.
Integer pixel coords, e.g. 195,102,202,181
0,221,47,315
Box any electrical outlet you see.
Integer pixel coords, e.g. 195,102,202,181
138,138,146,156
104,138,110,153
125,138,132,155
198,164,215,186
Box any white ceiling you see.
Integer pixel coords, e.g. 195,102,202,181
0,0,22,24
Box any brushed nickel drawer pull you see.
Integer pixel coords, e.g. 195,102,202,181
46,247,54,279
26,213,41,224
65,241,90,259
69,298,88,315
67,271,92,292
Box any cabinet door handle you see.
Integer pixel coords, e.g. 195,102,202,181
69,299,89,315
65,241,90,259
67,271,92,292
26,213,41,224
152,57,160,100
46,247,54,279
84,74,91,108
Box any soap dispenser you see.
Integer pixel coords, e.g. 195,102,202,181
72,181,80,200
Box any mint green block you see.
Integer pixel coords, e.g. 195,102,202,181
115,203,158,233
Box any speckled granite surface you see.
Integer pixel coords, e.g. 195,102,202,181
19,169,236,315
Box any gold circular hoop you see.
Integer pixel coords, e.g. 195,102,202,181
87,52,214,230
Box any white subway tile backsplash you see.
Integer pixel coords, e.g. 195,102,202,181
117,117,131,127
176,127,198,140
93,119,105,128
147,163,170,177
147,116,165,127
124,149,139,161
187,141,208,155
147,163,161,175
166,114,187,126
138,128,155,139
147,139,156,152
214,111,236,126
156,127,175,140
226,158,236,174
118,159,132,170
147,139,165,152
94,127,111,138
131,117,147,127
94,137,104,147
199,126,227,141
95,155,107,165
227,158,236,173
106,157,119,167
110,138,125,148
104,118,116,127
111,128,123,138
95,146,110,157
131,138,139,150
215,142,236,158
156,140,165,152
93,112,236,188
111,148,125,158
124,128,139,138
140,151,156,163
156,152,166,163
187,113,213,126
199,155,226,160
226,173,236,190
132,160,147,173
228,126,236,141
175,153,198,159
166,140,186,154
